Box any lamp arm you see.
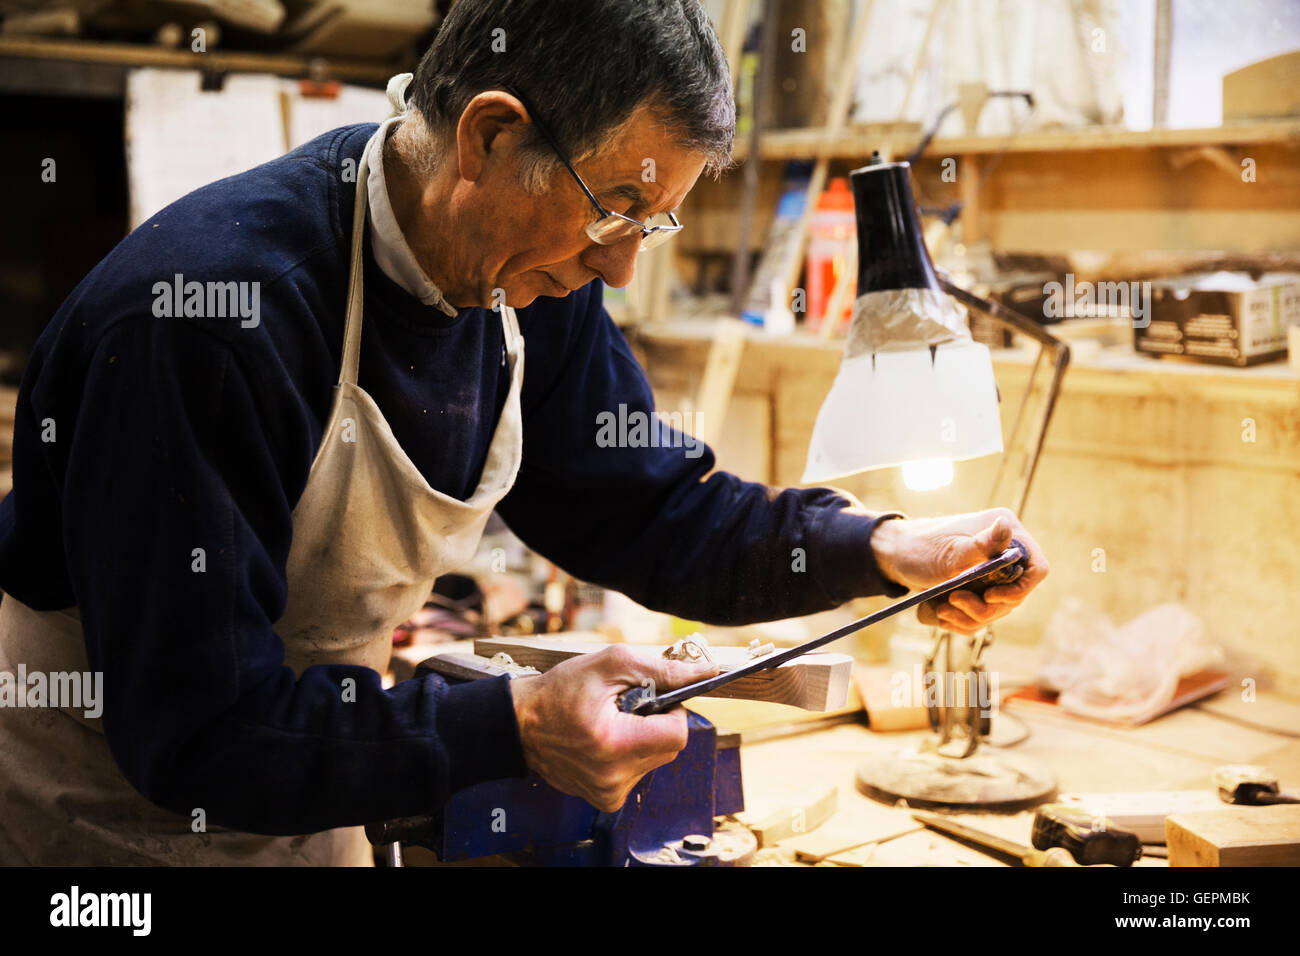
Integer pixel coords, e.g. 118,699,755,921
937,278,1072,516
939,277,1062,349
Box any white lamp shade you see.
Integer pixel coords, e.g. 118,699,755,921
803,340,1004,484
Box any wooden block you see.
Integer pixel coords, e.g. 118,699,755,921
474,636,852,712
749,787,838,848
1166,805,1300,867
853,666,929,732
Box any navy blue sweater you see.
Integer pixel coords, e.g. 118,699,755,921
0,124,904,836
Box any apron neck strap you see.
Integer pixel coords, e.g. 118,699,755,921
339,131,374,387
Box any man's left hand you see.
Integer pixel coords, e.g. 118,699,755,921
869,507,1048,634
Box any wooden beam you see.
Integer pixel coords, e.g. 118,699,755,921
778,0,875,303
0,36,394,84
474,636,853,712
693,319,748,448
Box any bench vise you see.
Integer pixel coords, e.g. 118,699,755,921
366,653,756,866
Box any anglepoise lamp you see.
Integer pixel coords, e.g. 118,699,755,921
805,154,1071,812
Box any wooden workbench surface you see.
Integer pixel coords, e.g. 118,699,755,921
727,673,1300,866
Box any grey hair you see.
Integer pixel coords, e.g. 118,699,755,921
403,0,735,192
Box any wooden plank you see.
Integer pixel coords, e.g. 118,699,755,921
474,636,852,712
718,0,752,82
1166,805,1300,867
959,154,983,243
988,210,1300,256
777,0,875,301
787,822,923,863
748,786,837,847
730,122,922,161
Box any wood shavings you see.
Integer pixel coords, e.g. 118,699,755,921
655,845,685,865
747,639,776,660
662,634,713,663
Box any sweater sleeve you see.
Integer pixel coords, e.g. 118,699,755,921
56,316,525,836
497,284,907,625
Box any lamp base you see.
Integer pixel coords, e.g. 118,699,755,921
856,748,1056,813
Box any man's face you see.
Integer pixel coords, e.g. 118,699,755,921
453,102,707,310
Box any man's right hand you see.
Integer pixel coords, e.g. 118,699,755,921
507,647,719,812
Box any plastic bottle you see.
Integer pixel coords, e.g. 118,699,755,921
805,177,856,331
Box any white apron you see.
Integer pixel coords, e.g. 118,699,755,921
0,80,525,865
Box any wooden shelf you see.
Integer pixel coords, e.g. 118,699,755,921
931,119,1300,155
0,36,395,88
733,119,1300,162
732,122,923,161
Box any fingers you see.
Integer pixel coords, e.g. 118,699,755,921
938,512,1015,581
649,656,722,692
517,648,708,815
920,588,1013,633
940,589,1003,632
975,514,1014,558
580,647,706,757
588,645,719,690
584,711,695,812
619,707,691,758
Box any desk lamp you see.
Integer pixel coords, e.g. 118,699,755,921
806,154,1071,811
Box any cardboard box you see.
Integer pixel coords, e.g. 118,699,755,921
1135,272,1298,367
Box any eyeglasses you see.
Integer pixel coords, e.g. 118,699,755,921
504,86,684,252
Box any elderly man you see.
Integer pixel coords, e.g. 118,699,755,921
0,0,1046,865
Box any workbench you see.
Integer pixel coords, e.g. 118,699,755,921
707,641,1300,867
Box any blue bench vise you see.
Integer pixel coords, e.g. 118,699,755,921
365,653,756,866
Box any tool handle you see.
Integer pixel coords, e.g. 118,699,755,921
1033,804,1143,866
616,684,656,715
1024,847,1081,867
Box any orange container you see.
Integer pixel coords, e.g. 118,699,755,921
804,177,856,330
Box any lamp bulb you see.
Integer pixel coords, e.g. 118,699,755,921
901,459,954,491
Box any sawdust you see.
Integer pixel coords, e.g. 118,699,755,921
488,652,540,676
